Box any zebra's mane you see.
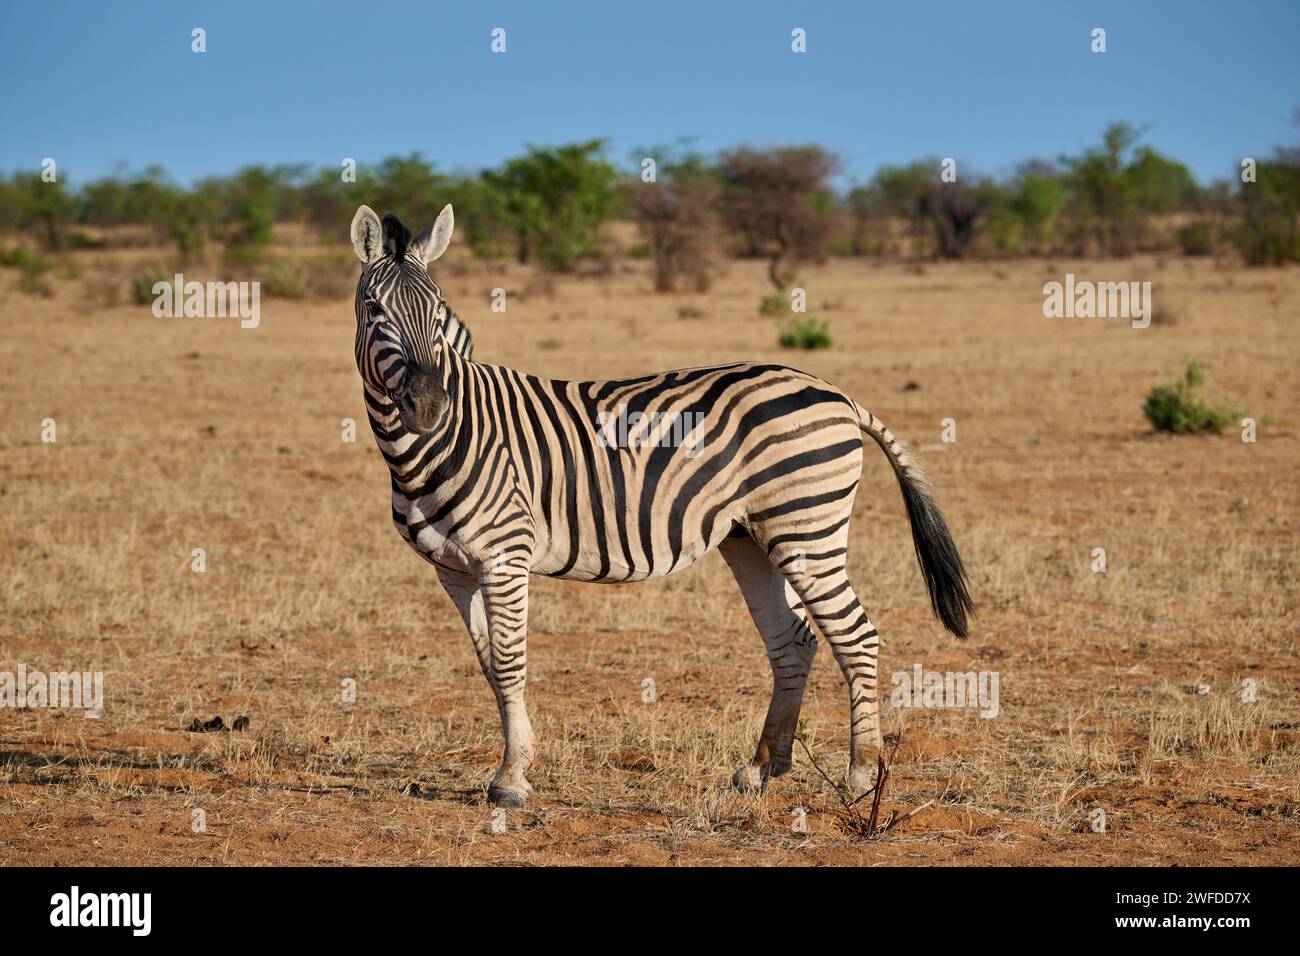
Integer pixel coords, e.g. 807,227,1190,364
380,213,413,260
440,302,474,361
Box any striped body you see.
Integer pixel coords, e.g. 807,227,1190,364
349,204,973,806
374,359,869,584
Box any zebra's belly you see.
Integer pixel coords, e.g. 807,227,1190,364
533,509,740,583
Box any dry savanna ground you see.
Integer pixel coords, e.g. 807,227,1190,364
1,237,1297,866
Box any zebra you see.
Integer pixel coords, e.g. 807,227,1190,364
350,203,974,808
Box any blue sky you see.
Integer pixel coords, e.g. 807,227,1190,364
1,0,1296,189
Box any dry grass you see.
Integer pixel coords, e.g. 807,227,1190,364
0,242,1296,865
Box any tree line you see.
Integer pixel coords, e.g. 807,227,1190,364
2,123,1297,289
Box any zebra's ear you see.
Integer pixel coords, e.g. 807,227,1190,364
350,205,383,263
414,204,454,265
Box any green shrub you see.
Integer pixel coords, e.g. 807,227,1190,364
1234,211,1300,265
1143,359,1242,434
985,207,1024,255
1178,221,1215,256
17,254,54,297
131,269,170,305
0,245,40,268
222,242,265,269
778,317,831,350
759,291,790,315
4,246,55,296
231,197,275,251
68,230,106,250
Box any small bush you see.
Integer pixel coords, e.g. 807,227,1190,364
261,260,309,299
68,230,106,250
17,254,55,297
778,317,831,350
1143,359,1242,434
131,269,170,305
222,242,266,269
1178,221,1215,256
759,291,790,315
0,245,40,269
4,247,55,296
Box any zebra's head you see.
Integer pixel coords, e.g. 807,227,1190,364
350,204,455,434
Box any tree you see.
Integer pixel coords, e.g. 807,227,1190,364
1061,123,1138,255
1009,166,1068,253
203,165,306,258
1235,145,1300,264
921,179,1002,258
370,153,445,229
442,174,514,259
7,172,77,251
868,162,930,254
79,176,129,227
1061,123,1197,255
481,140,620,270
870,161,1000,259
715,146,837,289
843,184,886,256
1127,147,1197,218
301,165,376,240
629,151,719,292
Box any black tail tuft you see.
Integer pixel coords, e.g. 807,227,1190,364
897,473,975,638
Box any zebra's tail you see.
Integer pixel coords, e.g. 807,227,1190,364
853,401,975,638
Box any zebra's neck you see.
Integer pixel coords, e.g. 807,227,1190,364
440,301,474,361
366,343,475,494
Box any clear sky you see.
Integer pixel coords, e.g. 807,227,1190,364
1,0,1296,189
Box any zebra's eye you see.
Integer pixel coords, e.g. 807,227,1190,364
365,298,384,317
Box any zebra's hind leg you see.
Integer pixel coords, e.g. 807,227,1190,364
770,547,884,797
437,567,536,808
719,535,819,795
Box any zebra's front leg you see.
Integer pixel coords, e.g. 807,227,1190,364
719,535,819,794
437,566,536,807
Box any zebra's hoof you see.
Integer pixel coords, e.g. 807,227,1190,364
488,785,528,808
731,765,769,795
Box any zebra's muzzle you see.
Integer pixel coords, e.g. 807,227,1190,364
395,366,448,434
